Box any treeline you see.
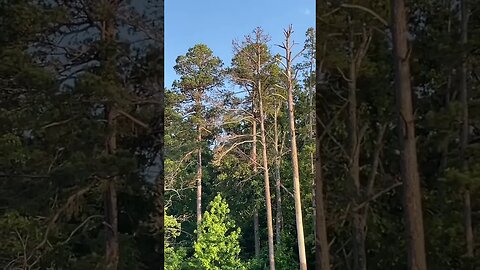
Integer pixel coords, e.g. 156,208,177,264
165,0,479,270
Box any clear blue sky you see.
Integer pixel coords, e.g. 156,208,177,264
165,0,315,88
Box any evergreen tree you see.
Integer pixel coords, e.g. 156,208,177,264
192,194,245,270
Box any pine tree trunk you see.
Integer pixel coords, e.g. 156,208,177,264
258,79,275,270
274,106,283,246
283,27,307,270
102,13,119,270
459,0,474,258
346,17,366,270
196,118,203,229
391,0,428,269
105,105,119,270
254,209,260,257
252,99,261,257
315,16,331,269
314,120,331,270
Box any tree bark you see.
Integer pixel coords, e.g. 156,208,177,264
254,208,261,257
391,0,428,269
274,105,283,246
105,105,119,270
459,0,474,258
315,17,331,269
258,78,275,270
102,11,119,269
252,95,261,257
196,99,203,229
347,28,365,270
283,27,307,270
346,15,369,270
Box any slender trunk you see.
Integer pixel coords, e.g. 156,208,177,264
101,13,119,269
105,105,119,270
346,17,365,270
254,209,260,257
391,0,428,269
252,97,261,257
258,79,275,270
274,105,283,246
315,92,331,270
459,0,473,258
196,103,203,229
464,191,473,257
315,15,331,269
283,27,307,270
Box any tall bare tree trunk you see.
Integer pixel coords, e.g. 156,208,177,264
459,0,474,259
258,78,275,270
105,104,119,270
274,105,283,246
346,27,365,270
345,15,372,270
315,79,331,270
196,99,203,229
315,15,331,269
391,0,428,269
252,96,261,257
281,26,307,270
101,9,119,268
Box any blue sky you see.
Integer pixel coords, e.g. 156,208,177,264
165,0,315,88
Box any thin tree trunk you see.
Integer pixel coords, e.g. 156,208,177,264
196,112,203,229
274,105,283,246
346,16,366,270
459,0,473,258
254,209,260,257
105,105,119,270
315,26,331,270
258,78,275,270
315,98,331,270
101,12,119,269
252,97,261,257
283,27,307,270
391,0,428,269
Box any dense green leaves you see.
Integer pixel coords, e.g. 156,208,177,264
191,194,244,270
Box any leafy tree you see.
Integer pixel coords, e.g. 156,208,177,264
191,194,245,270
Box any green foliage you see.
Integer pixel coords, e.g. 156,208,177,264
191,194,245,270
173,44,224,95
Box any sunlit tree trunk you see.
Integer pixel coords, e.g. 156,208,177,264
281,26,307,270
195,98,203,229
274,104,283,246
252,94,261,257
258,77,275,270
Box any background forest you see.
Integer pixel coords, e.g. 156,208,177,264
0,0,479,270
